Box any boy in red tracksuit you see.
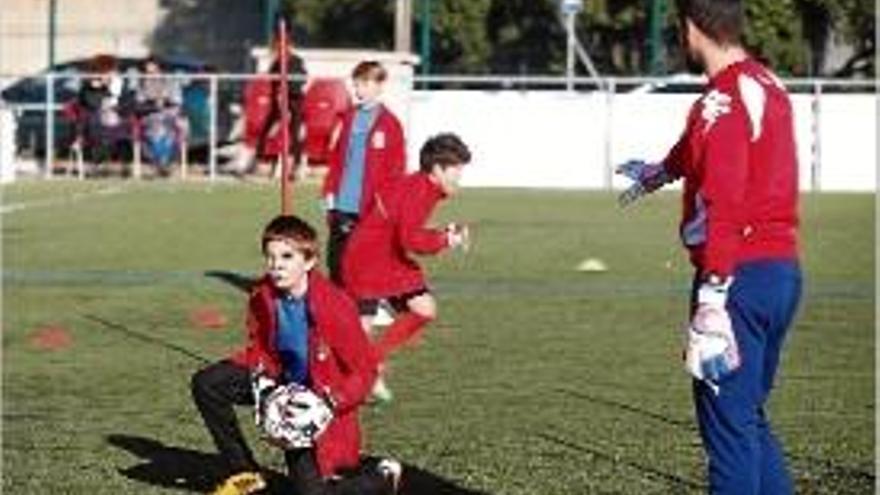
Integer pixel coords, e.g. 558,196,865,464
617,1,801,493
322,60,406,286
343,133,472,400
191,215,401,495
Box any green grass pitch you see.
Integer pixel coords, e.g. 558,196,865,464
2,180,874,494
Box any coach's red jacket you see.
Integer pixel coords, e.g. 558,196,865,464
343,172,450,299
322,104,406,214
230,271,376,478
662,58,799,277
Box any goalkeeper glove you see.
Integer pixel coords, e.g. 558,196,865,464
616,160,674,207
684,276,741,393
251,365,278,428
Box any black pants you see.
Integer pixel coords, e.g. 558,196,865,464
191,360,391,494
326,211,360,286
191,360,259,474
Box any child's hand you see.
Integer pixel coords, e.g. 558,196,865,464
446,223,470,252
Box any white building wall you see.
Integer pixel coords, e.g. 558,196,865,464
407,90,877,192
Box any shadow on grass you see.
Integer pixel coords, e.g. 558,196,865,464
204,270,257,293
553,387,694,430
108,434,490,494
107,434,230,492
535,432,705,491
84,314,211,364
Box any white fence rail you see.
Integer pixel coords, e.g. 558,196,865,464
1,73,876,191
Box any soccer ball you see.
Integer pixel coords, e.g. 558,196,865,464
258,382,333,449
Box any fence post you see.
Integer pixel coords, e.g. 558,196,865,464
132,129,142,180
209,74,218,182
45,73,55,178
603,79,615,190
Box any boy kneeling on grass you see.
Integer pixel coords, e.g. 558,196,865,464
191,215,401,495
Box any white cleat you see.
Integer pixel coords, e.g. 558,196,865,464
378,458,403,493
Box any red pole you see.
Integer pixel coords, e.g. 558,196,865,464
278,19,292,214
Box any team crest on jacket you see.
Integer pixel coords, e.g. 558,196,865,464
700,89,732,134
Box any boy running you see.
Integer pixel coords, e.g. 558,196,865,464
343,133,472,400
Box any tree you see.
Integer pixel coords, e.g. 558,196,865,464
743,0,807,75
284,0,395,50
485,0,565,74
429,0,492,73
283,0,874,78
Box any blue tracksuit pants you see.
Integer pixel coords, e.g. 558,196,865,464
692,259,802,495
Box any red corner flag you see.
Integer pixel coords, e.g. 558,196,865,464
278,18,293,215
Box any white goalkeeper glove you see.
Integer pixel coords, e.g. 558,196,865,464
616,160,674,207
446,223,470,252
259,383,334,450
251,366,278,428
684,276,741,394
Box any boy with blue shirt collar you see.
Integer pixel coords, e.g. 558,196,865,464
322,61,406,287
191,215,401,495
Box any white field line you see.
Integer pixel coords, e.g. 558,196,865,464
1,184,128,215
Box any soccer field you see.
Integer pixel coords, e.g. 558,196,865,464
2,180,875,494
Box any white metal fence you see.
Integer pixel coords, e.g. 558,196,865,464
0,72,876,190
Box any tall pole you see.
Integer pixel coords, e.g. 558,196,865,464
565,11,575,91
647,0,666,74
395,0,412,53
420,0,431,87
559,0,583,90
48,0,57,68
264,0,280,44
278,19,292,215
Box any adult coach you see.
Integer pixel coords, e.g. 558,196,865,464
617,1,802,493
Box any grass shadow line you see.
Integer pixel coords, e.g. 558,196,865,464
535,432,705,491
204,270,257,293
84,314,211,364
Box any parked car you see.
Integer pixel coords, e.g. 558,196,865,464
0,55,239,160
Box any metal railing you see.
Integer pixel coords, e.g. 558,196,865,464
0,72,876,187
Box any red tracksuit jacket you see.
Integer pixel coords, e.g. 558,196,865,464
230,271,376,478
343,172,450,299
662,58,799,277
322,104,406,214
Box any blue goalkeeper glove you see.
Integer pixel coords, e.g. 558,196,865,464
616,160,674,207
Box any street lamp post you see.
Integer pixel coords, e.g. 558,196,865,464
559,0,583,91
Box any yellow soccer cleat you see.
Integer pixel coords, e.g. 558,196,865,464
210,471,267,495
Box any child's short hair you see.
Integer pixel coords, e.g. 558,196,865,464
351,60,387,83
261,215,319,260
419,133,471,173
675,0,744,45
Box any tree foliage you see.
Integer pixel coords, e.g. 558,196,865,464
284,0,875,77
